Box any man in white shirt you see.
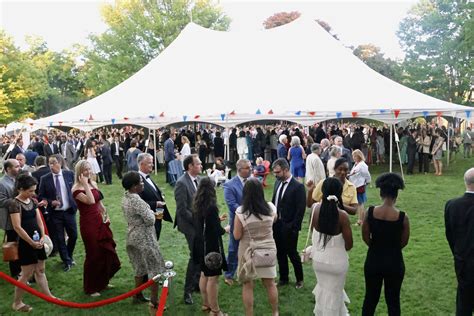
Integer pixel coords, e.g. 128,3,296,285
305,143,326,188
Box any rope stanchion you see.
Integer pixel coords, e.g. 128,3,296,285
0,271,155,309
156,279,169,316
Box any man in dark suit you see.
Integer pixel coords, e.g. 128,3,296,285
31,136,45,156
407,129,418,175
223,158,252,285
43,135,59,158
100,141,113,185
39,154,77,272
110,135,124,179
32,156,50,194
271,158,306,289
137,153,172,241
174,154,202,305
445,168,474,316
9,138,25,159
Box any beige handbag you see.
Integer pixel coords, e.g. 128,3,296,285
300,204,317,264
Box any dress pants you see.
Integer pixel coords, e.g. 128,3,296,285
418,153,430,173
225,230,239,280
113,155,123,179
273,223,303,283
407,150,416,174
183,232,200,295
456,283,474,316
6,230,21,278
103,163,112,184
51,209,77,266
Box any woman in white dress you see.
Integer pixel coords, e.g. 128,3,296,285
348,150,371,225
85,140,101,181
180,136,191,160
311,177,353,316
236,131,248,160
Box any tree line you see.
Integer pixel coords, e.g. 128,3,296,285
0,0,471,125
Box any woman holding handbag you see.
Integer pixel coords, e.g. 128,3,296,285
192,177,228,316
9,174,55,312
311,177,353,316
348,150,372,226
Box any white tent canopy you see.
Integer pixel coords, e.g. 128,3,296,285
35,16,472,130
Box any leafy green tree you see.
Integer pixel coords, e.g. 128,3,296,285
397,0,472,105
84,0,230,95
353,44,403,82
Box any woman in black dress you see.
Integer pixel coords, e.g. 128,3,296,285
362,173,410,316
9,174,55,312
193,177,228,316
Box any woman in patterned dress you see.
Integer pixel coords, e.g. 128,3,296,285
122,171,165,315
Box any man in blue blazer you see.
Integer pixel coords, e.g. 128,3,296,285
223,158,252,285
39,154,77,272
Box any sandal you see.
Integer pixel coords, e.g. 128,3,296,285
201,305,212,312
210,310,228,316
12,303,33,312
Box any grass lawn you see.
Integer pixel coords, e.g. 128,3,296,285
1,156,472,315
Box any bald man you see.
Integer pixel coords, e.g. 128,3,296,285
444,168,474,316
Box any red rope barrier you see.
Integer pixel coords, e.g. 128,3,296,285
0,271,155,309
156,280,169,316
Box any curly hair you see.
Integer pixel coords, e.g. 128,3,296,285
375,173,405,199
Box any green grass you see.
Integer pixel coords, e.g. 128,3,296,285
1,156,472,315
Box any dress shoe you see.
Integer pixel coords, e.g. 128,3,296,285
295,281,304,289
224,278,234,286
277,280,289,287
184,293,194,305
132,295,150,304
63,264,72,272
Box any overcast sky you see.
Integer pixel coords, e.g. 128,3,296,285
1,0,417,60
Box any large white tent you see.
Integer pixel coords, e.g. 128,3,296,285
35,16,472,130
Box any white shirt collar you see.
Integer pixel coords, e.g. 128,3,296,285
466,191,474,194
138,170,149,179
282,175,292,184
52,170,63,177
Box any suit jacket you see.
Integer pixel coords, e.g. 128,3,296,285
164,139,175,162
60,142,76,162
0,175,15,230
10,145,24,159
138,174,172,223
32,141,45,156
32,166,51,194
223,176,244,229
43,143,59,157
38,170,77,213
445,192,474,287
101,145,113,165
174,173,199,235
110,141,124,158
271,177,306,232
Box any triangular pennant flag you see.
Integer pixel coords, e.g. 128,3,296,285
111,118,116,124
194,115,200,119
159,112,165,117
183,115,187,122
268,109,273,115
436,111,443,117
394,109,400,118
336,112,342,119
466,110,472,119
256,109,261,115
220,114,225,121
422,111,429,118
58,121,63,126
49,122,53,127
351,112,358,118
29,122,34,126
79,119,85,122
295,111,301,116
308,111,316,116
88,114,94,121
149,115,155,119
229,110,236,116
123,117,129,121
379,109,387,113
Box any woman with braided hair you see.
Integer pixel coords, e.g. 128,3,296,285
310,177,353,315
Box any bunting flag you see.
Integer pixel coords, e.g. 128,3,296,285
295,111,301,116
394,109,401,118
379,109,387,114
49,122,53,127
220,114,225,121
58,121,63,126
229,110,236,115
194,115,200,119
308,111,316,116
149,115,155,119
111,118,116,124
123,117,129,120
268,109,273,115
436,111,443,117
159,112,165,117
466,110,472,119
29,123,34,126
336,112,342,119
88,114,94,121
183,115,187,122
351,112,358,118
256,109,261,115
422,111,429,118
79,119,85,122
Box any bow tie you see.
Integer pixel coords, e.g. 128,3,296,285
146,175,150,179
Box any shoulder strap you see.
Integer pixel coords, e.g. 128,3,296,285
398,211,405,224
303,204,318,249
368,206,375,220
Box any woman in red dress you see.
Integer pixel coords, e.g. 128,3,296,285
72,160,121,296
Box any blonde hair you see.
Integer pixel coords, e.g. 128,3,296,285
74,160,92,185
182,136,190,144
352,149,365,162
256,157,263,164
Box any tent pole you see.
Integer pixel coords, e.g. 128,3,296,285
447,121,450,167
396,134,404,182
389,124,393,173
154,129,158,175
225,126,230,161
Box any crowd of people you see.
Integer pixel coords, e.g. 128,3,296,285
0,120,473,315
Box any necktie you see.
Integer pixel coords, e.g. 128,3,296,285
55,174,63,208
276,181,287,210
194,179,198,189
